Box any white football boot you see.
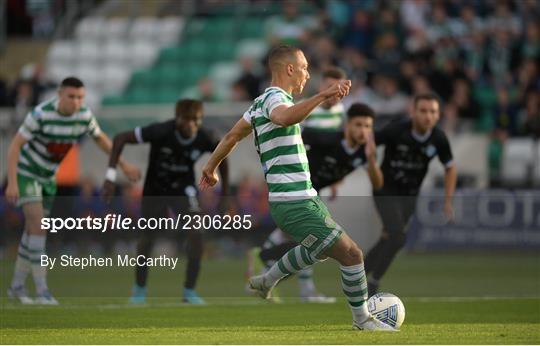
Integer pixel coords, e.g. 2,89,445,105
248,274,278,300
34,290,59,305
7,286,34,305
353,316,398,332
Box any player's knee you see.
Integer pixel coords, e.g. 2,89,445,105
343,244,363,265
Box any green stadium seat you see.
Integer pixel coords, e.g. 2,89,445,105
239,18,265,38
130,69,159,89
183,40,211,62
102,94,127,106
154,65,185,88
125,87,154,104
159,46,184,64
214,40,236,61
184,63,208,83
155,88,182,103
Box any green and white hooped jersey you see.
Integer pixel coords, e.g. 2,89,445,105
303,102,345,131
243,87,317,202
17,98,101,183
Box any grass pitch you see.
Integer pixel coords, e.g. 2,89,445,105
1,252,539,344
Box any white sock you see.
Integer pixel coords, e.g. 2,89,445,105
11,232,31,288
340,263,370,323
28,235,48,294
298,267,316,294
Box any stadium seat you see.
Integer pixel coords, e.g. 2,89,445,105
104,18,130,40
501,138,535,186
210,62,242,86
534,141,540,187
103,39,130,64
75,64,101,89
45,61,75,84
130,69,159,89
155,88,182,103
183,40,210,61
214,40,236,61
184,64,207,84
155,64,184,88
158,46,184,64
238,18,265,39
155,17,185,45
129,17,160,42
125,87,154,104
75,40,100,64
130,40,159,68
75,17,106,40
83,86,102,110
101,63,131,93
102,94,127,106
237,39,268,59
47,41,75,64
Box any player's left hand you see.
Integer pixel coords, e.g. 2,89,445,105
120,162,141,182
364,130,376,161
444,200,455,222
199,167,219,190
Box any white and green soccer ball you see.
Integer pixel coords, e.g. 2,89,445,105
367,292,406,329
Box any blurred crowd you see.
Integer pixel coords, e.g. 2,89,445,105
229,0,539,139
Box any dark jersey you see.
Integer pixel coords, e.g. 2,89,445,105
375,120,453,196
303,129,367,191
134,120,218,196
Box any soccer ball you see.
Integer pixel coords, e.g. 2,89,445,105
367,292,406,329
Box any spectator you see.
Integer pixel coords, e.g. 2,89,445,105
520,90,540,138
486,1,522,38
370,73,408,120
265,0,316,46
342,9,373,55
493,88,520,137
520,22,540,62
234,57,262,101
426,3,453,43
400,0,430,34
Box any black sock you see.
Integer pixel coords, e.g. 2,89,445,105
364,238,388,275
135,236,153,287
184,231,203,289
371,235,406,281
184,257,200,289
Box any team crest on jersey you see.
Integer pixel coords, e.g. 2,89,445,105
325,216,336,229
301,234,318,248
352,158,363,167
190,149,201,161
425,144,437,158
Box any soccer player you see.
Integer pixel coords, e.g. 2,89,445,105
199,45,395,331
302,67,346,132
5,77,141,304
364,92,457,295
250,103,382,303
102,98,229,305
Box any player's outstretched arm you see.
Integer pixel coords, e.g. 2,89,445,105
5,133,28,205
98,131,141,202
200,118,252,190
364,131,384,190
270,80,351,127
444,164,457,221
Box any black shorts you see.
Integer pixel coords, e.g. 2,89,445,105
373,188,417,236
